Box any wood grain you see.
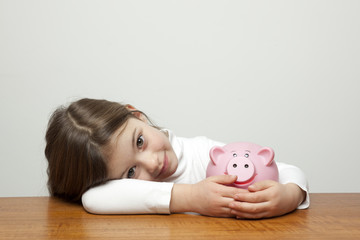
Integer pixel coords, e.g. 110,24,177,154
1,193,359,239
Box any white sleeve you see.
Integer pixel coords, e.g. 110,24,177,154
82,179,174,214
277,162,310,209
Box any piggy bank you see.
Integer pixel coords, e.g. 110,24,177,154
206,142,279,189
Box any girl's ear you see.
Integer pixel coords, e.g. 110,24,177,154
125,104,148,122
125,104,136,111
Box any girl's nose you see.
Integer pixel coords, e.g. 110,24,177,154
138,152,159,174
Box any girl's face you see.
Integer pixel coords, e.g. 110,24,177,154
106,117,179,181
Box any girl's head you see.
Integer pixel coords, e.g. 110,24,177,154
45,98,178,203
45,98,137,202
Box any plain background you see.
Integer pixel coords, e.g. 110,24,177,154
1,0,359,197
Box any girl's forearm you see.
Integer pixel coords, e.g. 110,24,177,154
287,183,307,207
169,184,193,213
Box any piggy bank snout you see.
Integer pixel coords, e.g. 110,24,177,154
227,158,255,182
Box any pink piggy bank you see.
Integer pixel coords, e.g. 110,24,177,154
206,142,279,189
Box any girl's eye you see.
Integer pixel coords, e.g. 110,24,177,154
127,166,136,178
244,153,249,158
136,135,145,148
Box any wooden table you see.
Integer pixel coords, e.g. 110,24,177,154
0,193,359,239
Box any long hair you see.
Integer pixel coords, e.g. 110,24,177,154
45,98,136,203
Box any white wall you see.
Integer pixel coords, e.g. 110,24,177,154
1,0,359,197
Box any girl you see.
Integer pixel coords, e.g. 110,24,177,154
45,98,309,219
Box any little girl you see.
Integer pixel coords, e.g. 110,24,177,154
45,98,309,219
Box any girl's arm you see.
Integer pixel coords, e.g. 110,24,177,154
228,162,309,219
82,179,174,214
82,175,245,216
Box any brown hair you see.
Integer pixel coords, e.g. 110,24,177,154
45,98,137,203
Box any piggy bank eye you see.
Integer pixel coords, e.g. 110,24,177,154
233,153,237,157
244,153,249,158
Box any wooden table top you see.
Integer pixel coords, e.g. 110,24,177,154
0,193,359,239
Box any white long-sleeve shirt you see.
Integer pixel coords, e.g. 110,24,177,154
82,130,310,214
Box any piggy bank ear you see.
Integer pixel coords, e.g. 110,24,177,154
257,147,275,166
209,146,226,165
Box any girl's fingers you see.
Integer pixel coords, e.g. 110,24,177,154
207,175,249,198
229,201,268,215
231,208,270,219
233,190,269,203
207,175,237,185
248,180,276,192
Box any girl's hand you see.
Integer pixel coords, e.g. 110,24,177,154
170,175,247,217
229,180,306,219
